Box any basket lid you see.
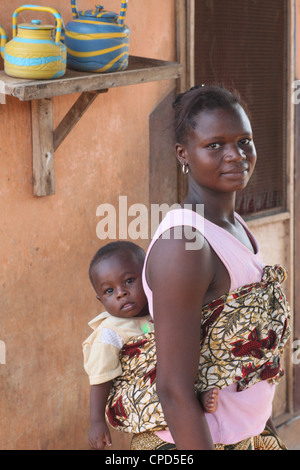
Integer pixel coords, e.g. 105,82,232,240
79,5,118,22
18,19,54,30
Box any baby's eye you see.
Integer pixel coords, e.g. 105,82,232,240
104,287,113,295
207,142,221,150
125,277,134,285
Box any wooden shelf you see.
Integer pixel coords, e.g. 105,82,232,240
0,56,182,101
0,56,182,196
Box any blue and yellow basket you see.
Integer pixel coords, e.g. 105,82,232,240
65,1,129,73
0,5,66,80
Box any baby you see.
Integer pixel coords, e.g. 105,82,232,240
83,241,218,450
83,241,153,450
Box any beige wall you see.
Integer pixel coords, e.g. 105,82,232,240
248,215,292,421
0,0,176,449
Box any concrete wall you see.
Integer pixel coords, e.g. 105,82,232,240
0,0,176,450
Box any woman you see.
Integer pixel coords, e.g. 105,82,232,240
133,85,289,450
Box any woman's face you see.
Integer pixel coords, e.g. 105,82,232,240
177,105,257,194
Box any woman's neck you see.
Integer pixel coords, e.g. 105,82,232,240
182,180,237,227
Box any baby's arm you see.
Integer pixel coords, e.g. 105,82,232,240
88,381,112,450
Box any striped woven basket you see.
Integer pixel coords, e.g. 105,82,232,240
65,1,129,73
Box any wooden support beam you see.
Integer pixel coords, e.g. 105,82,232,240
176,0,195,203
31,98,55,197
31,90,107,196
53,89,107,151
186,0,195,89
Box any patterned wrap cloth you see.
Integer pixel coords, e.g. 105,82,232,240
130,425,287,450
105,265,291,439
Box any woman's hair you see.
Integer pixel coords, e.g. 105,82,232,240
173,85,250,144
89,241,145,289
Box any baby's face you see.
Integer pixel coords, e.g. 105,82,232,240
91,252,149,319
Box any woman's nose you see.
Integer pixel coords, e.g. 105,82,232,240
223,145,246,161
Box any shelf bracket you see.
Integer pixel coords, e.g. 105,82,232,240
31,89,108,197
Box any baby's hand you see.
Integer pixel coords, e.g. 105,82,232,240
88,421,112,450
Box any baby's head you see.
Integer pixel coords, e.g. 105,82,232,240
89,241,149,319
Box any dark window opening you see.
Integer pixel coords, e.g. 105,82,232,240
194,0,287,218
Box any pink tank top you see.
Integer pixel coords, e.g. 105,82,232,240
142,208,275,445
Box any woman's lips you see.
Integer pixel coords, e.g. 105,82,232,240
221,167,249,176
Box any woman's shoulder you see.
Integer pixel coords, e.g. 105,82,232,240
155,207,204,232
149,207,204,249
147,224,213,285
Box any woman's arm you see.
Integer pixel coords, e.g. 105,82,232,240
147,229,215,450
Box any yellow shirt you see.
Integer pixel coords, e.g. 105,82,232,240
82,312,153,385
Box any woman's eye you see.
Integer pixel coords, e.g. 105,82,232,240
240,138,251,146
207,143,221,150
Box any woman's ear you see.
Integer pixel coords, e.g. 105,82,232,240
175,143,188,167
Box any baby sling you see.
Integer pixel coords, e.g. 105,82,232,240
105,265,291,434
